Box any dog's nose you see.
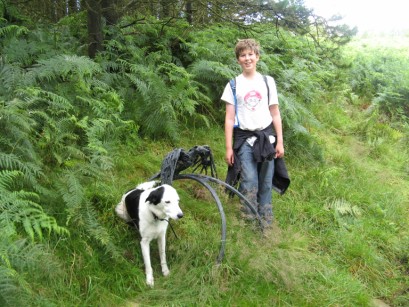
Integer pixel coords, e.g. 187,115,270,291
177,213,184,219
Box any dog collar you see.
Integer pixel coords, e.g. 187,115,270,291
152,214,178,239
153,213,166,221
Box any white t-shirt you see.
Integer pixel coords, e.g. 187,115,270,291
221,73,279,131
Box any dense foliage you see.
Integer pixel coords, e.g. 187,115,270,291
348,37,409,121
1,2,408,306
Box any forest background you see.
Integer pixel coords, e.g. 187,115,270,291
1,0,408,306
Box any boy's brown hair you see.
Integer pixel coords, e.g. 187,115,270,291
235,39,260,59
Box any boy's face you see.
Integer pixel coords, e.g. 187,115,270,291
237,48,259,74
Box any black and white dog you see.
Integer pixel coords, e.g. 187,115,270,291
115,181,183,287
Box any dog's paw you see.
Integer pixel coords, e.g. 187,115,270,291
161,263,170,276
162,268,170,277
146,275,154,287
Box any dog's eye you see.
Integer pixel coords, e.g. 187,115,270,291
165,201,171,204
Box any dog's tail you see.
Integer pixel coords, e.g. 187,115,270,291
115,201,131,222
136,180,160,190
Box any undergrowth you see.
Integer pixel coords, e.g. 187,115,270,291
54,116,408,306
1,103,407,306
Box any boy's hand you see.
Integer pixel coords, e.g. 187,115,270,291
275,143,284,159
225,148,234,166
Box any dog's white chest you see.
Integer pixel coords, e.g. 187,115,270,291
139,219,168,239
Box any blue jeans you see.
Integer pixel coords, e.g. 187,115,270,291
238,142,274,223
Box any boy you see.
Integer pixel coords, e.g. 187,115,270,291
221,39,284,227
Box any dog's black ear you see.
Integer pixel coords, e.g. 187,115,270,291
146,186,165,205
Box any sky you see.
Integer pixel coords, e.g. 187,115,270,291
303,0,409,33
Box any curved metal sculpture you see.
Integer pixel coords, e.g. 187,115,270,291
150,145,262,263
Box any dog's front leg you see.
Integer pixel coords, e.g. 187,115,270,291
158,232,169,277
140,238,154,286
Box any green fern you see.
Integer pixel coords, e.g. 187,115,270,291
54,169,122,259
0,64,25,99
0,257,31,306
30,55,101,85
189,60,237,82
82,201,123,260
0,220,64,306
0,24,28,38
0,170,20,190
119,58,212,140
0,153,42,184
0,98,40,165
0,170,69,240
19,87,74,112
327,198,362,229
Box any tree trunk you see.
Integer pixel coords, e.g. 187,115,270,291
101,0,119,26
68,0,79,14
160,0,171,18
86,0,103,58
186,1,193,24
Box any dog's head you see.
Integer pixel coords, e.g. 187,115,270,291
146,184,183,220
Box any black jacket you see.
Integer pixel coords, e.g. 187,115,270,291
225,124,290,195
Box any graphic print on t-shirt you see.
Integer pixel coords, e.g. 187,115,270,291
244,90,262,111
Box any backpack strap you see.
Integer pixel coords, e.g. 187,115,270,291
229,78,240,128
262,75,270,103
229,75,270,128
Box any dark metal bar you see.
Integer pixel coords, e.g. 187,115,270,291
174,174,263,263
177,174,263,225
174,174,226,263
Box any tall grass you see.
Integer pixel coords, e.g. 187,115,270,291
59,118,408,306
5,101,406,306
